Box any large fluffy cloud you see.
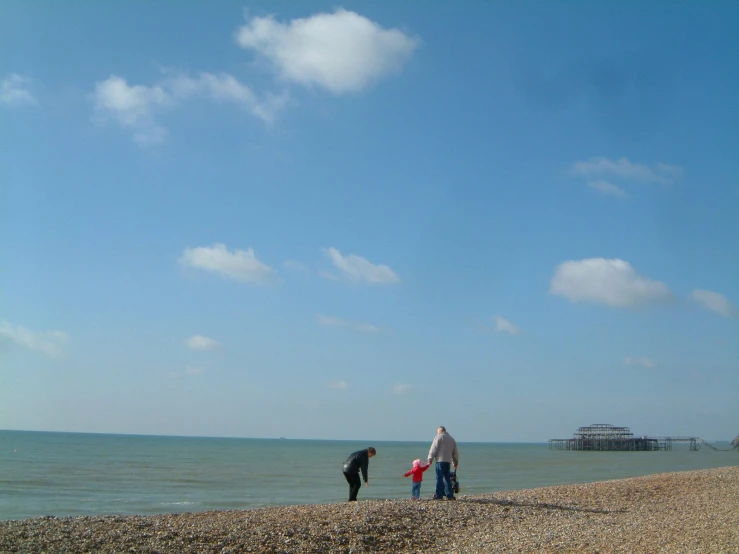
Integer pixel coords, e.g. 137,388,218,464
235,9,418,94
550,258,672,308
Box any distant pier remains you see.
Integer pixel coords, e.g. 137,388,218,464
548,424,728,452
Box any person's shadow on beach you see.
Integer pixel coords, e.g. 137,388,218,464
461,497,625,515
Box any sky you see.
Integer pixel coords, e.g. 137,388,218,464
1,1,738,443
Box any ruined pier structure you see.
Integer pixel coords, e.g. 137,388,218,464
549,424,729,452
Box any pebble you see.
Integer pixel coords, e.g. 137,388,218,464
1,467,737,553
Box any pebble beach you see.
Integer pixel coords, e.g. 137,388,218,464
1,466,737,553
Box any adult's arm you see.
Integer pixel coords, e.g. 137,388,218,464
452,441,459,467
427,435,439,463
361,453,369,483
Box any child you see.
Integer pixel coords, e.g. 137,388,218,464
403,458,430,499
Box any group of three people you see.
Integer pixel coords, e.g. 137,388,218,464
342,426,459,501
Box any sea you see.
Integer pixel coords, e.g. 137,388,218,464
1,430,736,521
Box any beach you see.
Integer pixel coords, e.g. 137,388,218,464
1,466,737,553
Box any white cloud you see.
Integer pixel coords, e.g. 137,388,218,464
179,243,279,285
494,316,520,335
0,321,68,358
623,356,657,368
323,247,400,285
550,258,673,308
184,335,222,351
392,384,412,395
185,367,205,375
166,72,287,124
572,157,683,185
235,9,418,94
93,73,285,144
328,380,349,390
691,289,738,318
317,314,380,333
93,75,171,144
587,180,628,198
1,74,37,106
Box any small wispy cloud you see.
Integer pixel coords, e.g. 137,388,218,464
587,180,628,198
316,314,380,333
690,289,738,318
494,315,520,335
179,243,279,285
1,74,37,107
92,72,286,144
392,384,413,395
184,335,222,351
322,247,400,285
0,321,68,358
185,367,205,375
572,157,683,185
623,356,657,368
328,380,349,390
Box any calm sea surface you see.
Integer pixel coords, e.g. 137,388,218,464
1,430,736,521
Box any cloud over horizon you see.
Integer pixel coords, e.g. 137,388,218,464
0,321,68,358
184,335,223,351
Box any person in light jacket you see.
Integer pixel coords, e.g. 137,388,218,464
427,426,458,500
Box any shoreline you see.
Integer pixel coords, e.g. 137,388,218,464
2,466,737,553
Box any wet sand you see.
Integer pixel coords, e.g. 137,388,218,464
1,466,737,553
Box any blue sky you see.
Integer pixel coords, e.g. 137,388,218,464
1,1,737,442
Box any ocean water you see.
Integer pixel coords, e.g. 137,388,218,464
1,430,736,521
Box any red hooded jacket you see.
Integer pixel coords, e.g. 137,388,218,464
404,462,430,483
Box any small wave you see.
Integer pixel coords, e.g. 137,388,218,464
160,501,200,506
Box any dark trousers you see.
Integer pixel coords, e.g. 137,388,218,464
343,471,361,501
435,462,454,499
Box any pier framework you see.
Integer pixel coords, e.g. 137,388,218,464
548,424,729,452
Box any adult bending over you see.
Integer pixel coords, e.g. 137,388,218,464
342,447,376,501
427,426,458,500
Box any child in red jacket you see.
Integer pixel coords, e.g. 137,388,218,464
403,458,431,499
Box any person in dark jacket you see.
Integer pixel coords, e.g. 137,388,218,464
342,447,376,501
